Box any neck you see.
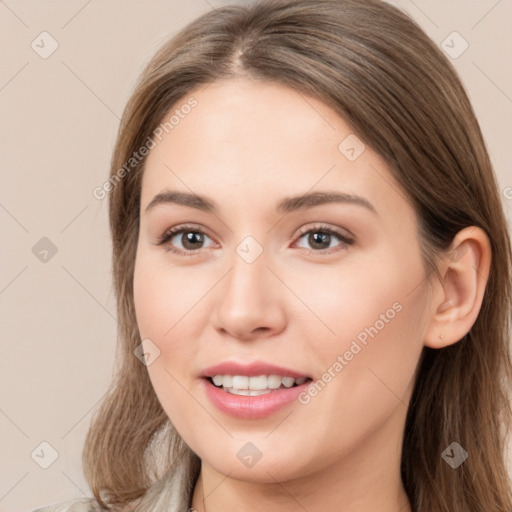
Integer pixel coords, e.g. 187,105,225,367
190,404,412,512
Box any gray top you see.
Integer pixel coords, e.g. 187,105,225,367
31,462,191,512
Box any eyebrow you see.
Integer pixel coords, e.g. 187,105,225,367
144,190,378,216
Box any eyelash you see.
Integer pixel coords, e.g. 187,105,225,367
156,223,354,257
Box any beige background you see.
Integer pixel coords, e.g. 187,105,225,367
1,0,511,510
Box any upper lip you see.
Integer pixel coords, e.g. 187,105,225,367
201,360,311,379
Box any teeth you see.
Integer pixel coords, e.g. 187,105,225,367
248,375,267,390
232,375,249,389
281,377,295,388
267,375,282,389
212,375,224,386
210,374,309,392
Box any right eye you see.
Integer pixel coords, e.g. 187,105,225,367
157,225,216,256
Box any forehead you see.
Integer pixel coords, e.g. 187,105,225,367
140,78,414,223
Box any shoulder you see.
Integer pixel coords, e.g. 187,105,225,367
31,461,193,512
31,498,101,512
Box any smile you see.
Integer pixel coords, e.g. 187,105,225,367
200,361,313,418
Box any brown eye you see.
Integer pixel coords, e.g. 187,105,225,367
176,231,206,250
157,225,216,256
294,225,354,252
307,232,332,250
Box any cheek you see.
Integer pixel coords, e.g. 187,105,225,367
133,256,203,424
133,253,209,345
291,251,427,440
133,253,217,396
282,248,421,352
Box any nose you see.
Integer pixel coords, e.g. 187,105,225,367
212,249,287,341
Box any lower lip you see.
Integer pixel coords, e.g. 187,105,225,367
202,378,312,419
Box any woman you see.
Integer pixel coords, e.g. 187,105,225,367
34,0,512,510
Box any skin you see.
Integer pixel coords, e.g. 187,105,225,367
133,77,491,512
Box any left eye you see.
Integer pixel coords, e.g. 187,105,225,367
294,227,353,252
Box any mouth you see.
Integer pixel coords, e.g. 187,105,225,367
201,367,314,419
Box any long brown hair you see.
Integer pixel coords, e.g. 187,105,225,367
82,0,512,510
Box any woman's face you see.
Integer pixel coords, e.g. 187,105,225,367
134,78,432,483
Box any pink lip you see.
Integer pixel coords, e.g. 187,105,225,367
201,378,312,419
200,361,312,419
200,360,310,379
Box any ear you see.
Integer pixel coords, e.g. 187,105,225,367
424,226,492,349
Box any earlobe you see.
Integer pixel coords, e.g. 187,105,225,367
424,226,492,349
